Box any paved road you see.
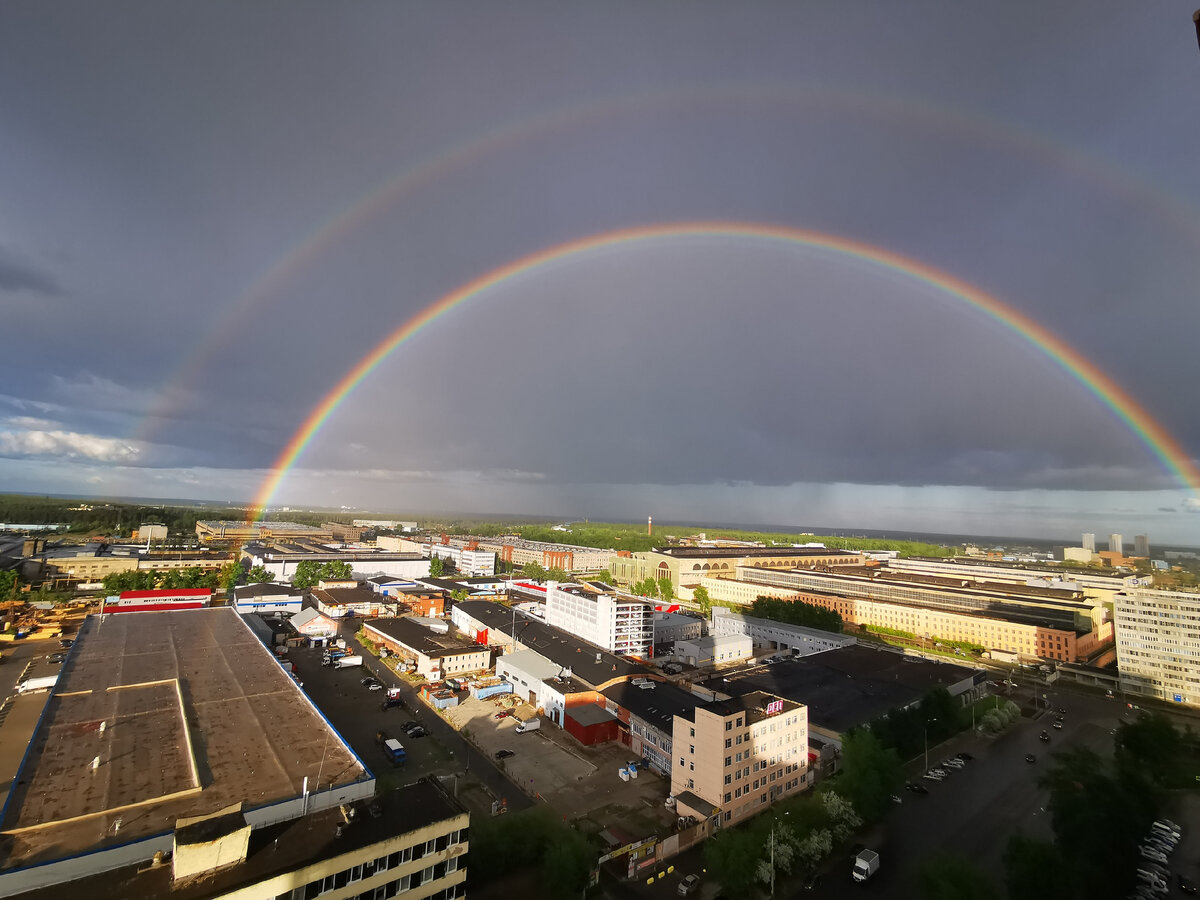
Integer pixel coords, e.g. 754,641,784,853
303,619,533,812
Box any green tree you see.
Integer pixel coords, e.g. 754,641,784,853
429,556,445,578
291,560,322,589
1003,834,1071,900
0,570,17,600
693,585,711,615
703,823,764,894
837,729,904,822
546,566,570,582
656,577,675,603
101,569,158,594
631,577,658,598
520,562,547,581
1114,712,1183,788
751,596,843,633
918,853,1000,900
595,569,614,584
247,565,275,584
539,826,592,899
438,555,457,576
450,588,468,602
320,560,352,580
218,561,243,593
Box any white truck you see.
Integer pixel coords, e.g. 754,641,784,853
515,718,540,734
17,674,59,695
852,849,880,883
335,655,364,669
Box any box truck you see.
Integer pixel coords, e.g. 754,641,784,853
852,849,880,882
335,655,363,669
17,675,59,695
515,718,540,734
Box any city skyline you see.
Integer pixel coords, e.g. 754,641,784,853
3,3,1200,542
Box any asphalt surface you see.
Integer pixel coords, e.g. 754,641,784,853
287,619,533,812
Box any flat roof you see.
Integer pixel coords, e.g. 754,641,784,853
601,680,701,732
0,608,365,870
17,779,464,900
698,644,976,734
366,617,487,658
655,546,860,559
455,600,651,687
565,704,618,727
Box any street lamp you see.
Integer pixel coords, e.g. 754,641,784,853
924,717,939,772
768,811,790,898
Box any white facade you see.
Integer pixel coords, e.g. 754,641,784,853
1115,588,1200,706
1082,533,1096,552
675,633,752,667
232,586,304,615
653,611,704,644
544,583,654,657
241,547,431,584
1109,533,1124,555
496,650,568,723
1063,547,1097,564
709,607,856,656
429,545,496,577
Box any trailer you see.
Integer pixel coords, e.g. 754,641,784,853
17,674,59,695
334,655,363,669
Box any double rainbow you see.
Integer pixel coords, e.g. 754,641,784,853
247,221,1199,521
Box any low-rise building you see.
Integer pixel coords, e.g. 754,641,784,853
196,521,334,543
231,583,305,615
240,542,431,584
674,633,753,668
289,606,339,641
363,617,492,680
672,691,809,828
610,546,864,592
708,606,856,657
311,586,402,619
653,611,704,644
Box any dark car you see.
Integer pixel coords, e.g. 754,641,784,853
1039,732,1050,742
1025,754,1037,764
47,653,67,664
399,720,419,731
494,749,515,760
59,639,74,649
905,782,929,794
1178,875,1198,896
1056,707,1066,715
406,725,427,738
955,752,974,761
361,676,381,687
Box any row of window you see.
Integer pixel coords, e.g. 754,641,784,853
274,829,466,900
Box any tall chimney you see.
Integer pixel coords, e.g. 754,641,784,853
648,516,652,536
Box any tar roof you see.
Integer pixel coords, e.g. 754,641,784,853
601,680,701,732
17,779,464,900
366,618,485,658
698,645,976,734
0,608,364,870
232,583,302,599
455,600,649,687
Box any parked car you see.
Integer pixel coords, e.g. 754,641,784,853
406,726,427,738
955,752,974,761
494,710,512,719
399,720,419,731
1052,721,1063,730
494,749,515,760
59,639,74,649
677,874,701,896
904,782,929,794
1177,874,1198,896
1025,754,1037,764
47,653,67,664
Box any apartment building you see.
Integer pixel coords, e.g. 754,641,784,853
429,544,496,576
1115,587,1200,707
545,582,654,658
671,691,808,827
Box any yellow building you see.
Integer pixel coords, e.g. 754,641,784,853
610,547,862,591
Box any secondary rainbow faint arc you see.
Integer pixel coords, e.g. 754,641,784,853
246,221,1200,522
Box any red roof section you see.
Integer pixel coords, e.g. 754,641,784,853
118,589,213,599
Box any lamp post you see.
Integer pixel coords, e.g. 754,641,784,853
768,811,789,898
924,717,939,772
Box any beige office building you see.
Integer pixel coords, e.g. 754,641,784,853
1115,587,1200,707
611,547,863,591
672,691,808,827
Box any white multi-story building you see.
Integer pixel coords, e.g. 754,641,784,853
545,582,654,657
429,544,496,577
1134,535,1150,558
1110,533,1124,555
1115,588,1200,706
653,610,704,644
1082,533,1096,552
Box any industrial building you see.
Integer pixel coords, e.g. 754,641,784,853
0,607,384,897
240,542,431,583
195,521,335,543
1115,587,1200,707
362,617,493,680
672,634,752,668
609,546,863,592
708,607,856,657
882,556,1132,601
231,582,305,615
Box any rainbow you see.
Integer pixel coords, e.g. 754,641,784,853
247,222,1200,521
138,82,1200,444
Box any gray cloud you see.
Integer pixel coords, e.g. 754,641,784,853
0,246,61,296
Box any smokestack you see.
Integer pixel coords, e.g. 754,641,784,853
648,515,652,536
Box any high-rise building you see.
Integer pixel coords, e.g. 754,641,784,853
1116,588,1200,706
1082,533,1096,552
1109,533,1124,555
1134,535,1149,558
544,581,654,657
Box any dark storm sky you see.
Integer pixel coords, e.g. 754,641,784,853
2,2,1199,543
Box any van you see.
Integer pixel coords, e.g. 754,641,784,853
515,718,541,734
